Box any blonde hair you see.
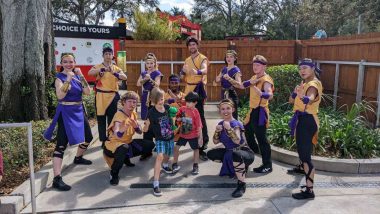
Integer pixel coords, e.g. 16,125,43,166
120,91,140,105
144,53,158,70
252,55,268,64
150,87,164,104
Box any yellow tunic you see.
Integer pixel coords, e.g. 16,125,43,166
93,64,123,115
164,91,185,141
183,53,208,95
103,111,138,167
293,79,323,145
243,74,274,128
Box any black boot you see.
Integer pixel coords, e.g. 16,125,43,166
110,170,119,186
292,186,315,200
52,175,71,191
73,156,92,165
124,157,135,167
231,180,246,198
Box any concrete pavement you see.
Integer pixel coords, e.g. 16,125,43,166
21,119,380,214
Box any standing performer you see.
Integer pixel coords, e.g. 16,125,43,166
44,53,93,191
289,58,323,200
88,47,127,148
207,99,254,198
181,37,209,161
137,53,163,160
103,91,155,186
214,50,242,119
238,55,274,173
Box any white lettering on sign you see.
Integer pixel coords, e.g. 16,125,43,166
53,24,111,34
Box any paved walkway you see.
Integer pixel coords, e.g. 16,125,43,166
22,119,380,214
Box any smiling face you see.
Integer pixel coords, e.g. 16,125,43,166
188,42,198,54
299,65,315,80
219,103,235,120
61,55,75,71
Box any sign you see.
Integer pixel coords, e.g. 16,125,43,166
53,23,126,39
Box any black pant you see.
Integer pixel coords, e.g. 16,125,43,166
105,139,155,174
207,147,254,166
245,108,271,167
54,113,93,158
296,114,317,163
97,93,120,142
196,97,209,151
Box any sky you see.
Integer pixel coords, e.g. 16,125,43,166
103,0,194,26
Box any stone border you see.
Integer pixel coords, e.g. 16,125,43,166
0,125,99,214
271,145,380,174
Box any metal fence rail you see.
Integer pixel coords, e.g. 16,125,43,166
0,123,36,214
316,60,380,127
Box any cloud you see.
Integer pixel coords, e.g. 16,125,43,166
159,0,194,15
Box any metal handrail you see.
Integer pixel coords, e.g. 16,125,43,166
0,123,36,214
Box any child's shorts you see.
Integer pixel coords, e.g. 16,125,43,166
176,137,199,150
155,139,174,157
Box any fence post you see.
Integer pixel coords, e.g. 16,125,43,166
333,64,340,110
171,62,174,75
140,60,144,73
376,74,380,127
356,60,366,103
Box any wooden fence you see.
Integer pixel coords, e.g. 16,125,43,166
123,34,380,125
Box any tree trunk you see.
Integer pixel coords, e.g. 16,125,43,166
0,0,52,121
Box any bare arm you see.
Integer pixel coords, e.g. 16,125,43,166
142,119,150,132
215,72,222,83
263,82,274,100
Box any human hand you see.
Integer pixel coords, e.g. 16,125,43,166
223,121,231,130
215,125,223,132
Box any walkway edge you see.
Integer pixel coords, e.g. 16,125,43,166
271,145,380,174
0,125,99,214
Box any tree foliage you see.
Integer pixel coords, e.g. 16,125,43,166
170,6,185,16
132,10,180,41
52,0,158,25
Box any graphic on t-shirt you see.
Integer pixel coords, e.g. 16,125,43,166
180,112,193,134
159,116,173,140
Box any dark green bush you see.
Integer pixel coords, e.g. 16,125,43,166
0,120,54,171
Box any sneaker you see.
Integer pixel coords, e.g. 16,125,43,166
110,172,119,186
287,165,304,175
162,165,173,174
253,165,272,173
124,158,135,167
192,164,199,175
73,156,92,165
140,152,153,161
292,187,315,200
199,151,208,161
172,163,181,173
153,187,162,196
52,175,71,191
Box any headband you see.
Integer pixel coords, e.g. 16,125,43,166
253,60,267,65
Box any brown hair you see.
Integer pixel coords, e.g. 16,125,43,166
150,87,164,104
218,98,235,109
144,53,158,70
120,91,140,105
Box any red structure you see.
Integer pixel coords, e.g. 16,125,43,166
158,12,202,40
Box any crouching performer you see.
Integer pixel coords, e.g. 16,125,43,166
207,99,254,198
103,91,155,185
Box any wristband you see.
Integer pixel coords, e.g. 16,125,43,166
180,69,185,75
261,92,270,99
302,96,310,104
197,70,202,75
116,131,124,138
168,98,175,104
134,126,142,132
291,92,297,99
113,72,120,79
243,80,251,88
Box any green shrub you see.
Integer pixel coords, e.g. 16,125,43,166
0,120,54,170
83,91,96,119
266,65,301,110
